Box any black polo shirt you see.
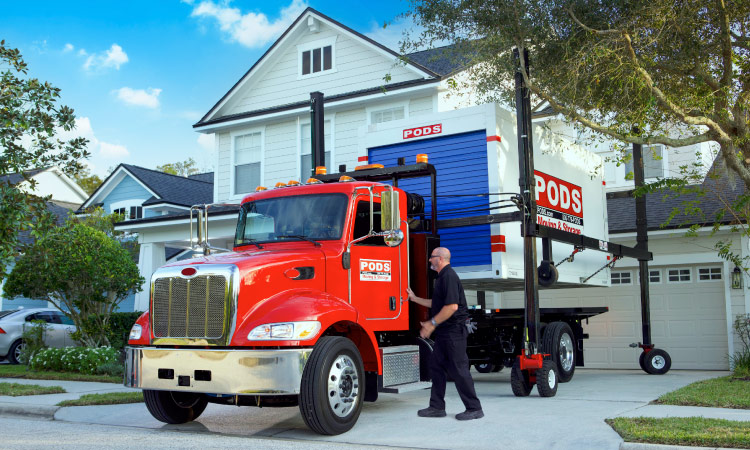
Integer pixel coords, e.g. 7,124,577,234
431,264,469,336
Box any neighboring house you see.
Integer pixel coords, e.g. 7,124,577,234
77,164,214,312
0,167,88,311
115,7,747,370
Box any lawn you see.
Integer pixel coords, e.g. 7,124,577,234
0,364,121,384
653,376,750,409
0,382,66,396
57,391,143,407
607,417,750,449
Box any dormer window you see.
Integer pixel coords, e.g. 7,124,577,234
298,37,336,78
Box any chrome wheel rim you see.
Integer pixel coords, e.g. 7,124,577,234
327,354,359,418
13,342,25,362
548,367,557,389
651,355,666,370
559,333,574,372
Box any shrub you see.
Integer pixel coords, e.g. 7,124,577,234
79,311,143,353
29,346,118,375
94,361,125,378
19,320,48,365
732,314,750,377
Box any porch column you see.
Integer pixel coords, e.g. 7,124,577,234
135,242,165,312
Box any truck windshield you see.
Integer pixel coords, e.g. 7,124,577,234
235,193,348,247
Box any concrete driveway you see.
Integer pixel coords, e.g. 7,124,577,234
50,369,733,450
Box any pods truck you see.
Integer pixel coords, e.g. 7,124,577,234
125,99,661,434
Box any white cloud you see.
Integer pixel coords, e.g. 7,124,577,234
57,117,130,160
189,0,307,48
78,49,88,57
83,44,129,71
115,87,162,109
63,43,74,53
99,142,130,158
197,133,215,151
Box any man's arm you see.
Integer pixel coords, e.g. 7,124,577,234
420,304,458,338
406,287,431,308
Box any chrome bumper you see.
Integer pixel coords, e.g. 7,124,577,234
125,346,311,395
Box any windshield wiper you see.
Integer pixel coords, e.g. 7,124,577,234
277,235,322,247
236,239,264,249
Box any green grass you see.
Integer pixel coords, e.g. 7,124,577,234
56,391,143,407
653,376,750,409
607,417,750,449
0,382,65,396
0,364,121,384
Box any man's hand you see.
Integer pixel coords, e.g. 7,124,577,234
420,320,435,338
406,287,416,302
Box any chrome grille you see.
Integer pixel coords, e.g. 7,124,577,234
152,273,229,341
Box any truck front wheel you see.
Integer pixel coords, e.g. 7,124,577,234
143,390,208,424
299,336,364,435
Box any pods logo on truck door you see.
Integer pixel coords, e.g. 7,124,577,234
534,171,584,235
359,259,392,282
403,124,442,140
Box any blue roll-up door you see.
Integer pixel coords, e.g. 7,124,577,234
368,131,491,269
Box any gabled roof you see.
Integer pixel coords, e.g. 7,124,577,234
194,7,442,129
188,172,214,183
0,168,47,186
404,43,473,77
78,164,213,212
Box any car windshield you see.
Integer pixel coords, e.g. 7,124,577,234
235,193,348,247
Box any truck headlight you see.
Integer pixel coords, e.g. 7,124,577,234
129,324,142,340
247,321,321,340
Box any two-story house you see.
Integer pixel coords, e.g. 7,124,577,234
116,8,746,370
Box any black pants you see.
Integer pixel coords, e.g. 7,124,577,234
429,328,482,411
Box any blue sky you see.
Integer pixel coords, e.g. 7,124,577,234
1,1,413,176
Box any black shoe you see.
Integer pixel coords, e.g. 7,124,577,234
456,409,484,421
417,407,447,418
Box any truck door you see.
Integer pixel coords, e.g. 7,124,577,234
349,198,403,322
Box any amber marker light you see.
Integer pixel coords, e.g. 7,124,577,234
275,182,287,188
416,153,429,163
306,178,323,184
287,180,301,186
315,166,327,175
255,186,268,192
339,175,356,182
354,164,385,171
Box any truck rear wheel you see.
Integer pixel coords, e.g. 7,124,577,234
143,390,208,424
536,360,558,397
542,322,576,383
510,359,532,397
299,336,364,435
474,363,495,373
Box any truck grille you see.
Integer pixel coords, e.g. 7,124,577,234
151,269,234,343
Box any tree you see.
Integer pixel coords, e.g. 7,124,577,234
156,157,200,177
0,40,89,280
72,166,103,196
403,1,750,264
3,221,144,347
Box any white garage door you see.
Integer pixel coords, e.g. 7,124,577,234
502,264,728,370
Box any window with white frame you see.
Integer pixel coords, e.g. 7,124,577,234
649,269,661,283
625,145,665,179
698,267,722,281
300,45,333,76
611,271,632,285
667,268,691,283
371,106,405,125
300,121,331,179
234,132,262,195
112,205,142,221
129,206,143,220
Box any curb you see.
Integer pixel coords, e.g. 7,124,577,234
621,442,736,450
0,402,60,419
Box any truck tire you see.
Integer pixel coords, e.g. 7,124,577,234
143,390,208,424
491,365,503,372
7,339,25,365
474,363,495,373
510,359,532,397
535,360,558,397
643,348,671,375
299,336,364,435
542,322,576,383
638,351,647,372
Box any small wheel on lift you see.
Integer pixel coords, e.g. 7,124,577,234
638,351,647,371
536,360,558,397
510,358,532,397
474,363,495,373
643,348,671,375
537,260,559,287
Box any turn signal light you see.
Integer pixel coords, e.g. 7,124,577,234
0,327,5,334
339,175,356,182
306,178,323,184
315,166,327,175
416,153,429,163
354,164,385,171
288,180,300,186
275,182,287,188
255,186,268,192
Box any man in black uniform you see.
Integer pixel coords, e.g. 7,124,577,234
406,247,483,420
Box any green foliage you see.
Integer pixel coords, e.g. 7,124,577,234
732,314,750,376
655,376,750,409
94,361,125,378
607,417,750,448
3,222,144,347
156,157,200,177
18,319,48,365
0,40,90,280
72,166,103,195
57,391,142,407
29,347,119,375
80,311,143,352
0,382,65,397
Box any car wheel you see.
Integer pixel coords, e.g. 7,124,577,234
510,358,532,397
299,336,364,435
8,340,25,365
643,348,671,375
474,363,495,373
143,390,208,424
542,322,576,383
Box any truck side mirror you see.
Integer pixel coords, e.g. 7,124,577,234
380,190,400,232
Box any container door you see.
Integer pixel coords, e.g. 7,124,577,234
349,198,402,321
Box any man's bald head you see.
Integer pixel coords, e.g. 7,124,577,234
430,247,452,272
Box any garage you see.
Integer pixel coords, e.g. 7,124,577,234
502,264,729,370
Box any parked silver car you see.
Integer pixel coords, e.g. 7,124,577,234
0,308,77,364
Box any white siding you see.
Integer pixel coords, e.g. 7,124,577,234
409,96,434,116
216,132,231,202
335,107,366,170
219,23,423,117
263,120,298,186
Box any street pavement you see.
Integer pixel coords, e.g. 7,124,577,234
1,369,747,450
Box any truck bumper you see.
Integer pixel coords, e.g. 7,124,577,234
124,346,312,395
